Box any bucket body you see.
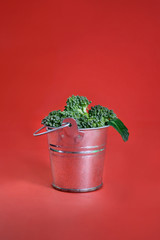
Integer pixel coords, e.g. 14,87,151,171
47,118,108,192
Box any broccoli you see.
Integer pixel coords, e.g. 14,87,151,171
41,95,129,141
41,110,64,127
88,105,129,141
64,95,91,116
88,105,117,125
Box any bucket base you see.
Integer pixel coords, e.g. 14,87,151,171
52,183,103,193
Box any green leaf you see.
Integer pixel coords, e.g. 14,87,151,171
108,118,129,142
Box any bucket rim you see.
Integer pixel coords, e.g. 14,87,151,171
45,124,109,131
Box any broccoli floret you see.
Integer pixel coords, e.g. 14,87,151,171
64,95,91,116
88,105,129,141
79,115,105,128
41,110,65,127
89,105,117,125
41,95,129,142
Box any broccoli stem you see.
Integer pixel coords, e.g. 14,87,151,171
108,118,129,142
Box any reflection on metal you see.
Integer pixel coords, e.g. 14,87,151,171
50,147,105,154
52,183,103,193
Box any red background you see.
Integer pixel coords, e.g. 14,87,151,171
0,1,160,240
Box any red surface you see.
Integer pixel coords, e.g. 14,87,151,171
0,1,160,240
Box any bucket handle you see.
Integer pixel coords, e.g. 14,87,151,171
33,122,70,136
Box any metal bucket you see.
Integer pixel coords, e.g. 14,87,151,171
33,118,108,192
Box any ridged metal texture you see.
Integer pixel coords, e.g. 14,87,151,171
46,118,108,192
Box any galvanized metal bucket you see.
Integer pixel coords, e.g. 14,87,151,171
33,118,108,192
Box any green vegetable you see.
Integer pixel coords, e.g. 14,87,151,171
107,118,129,142
41,95,129,141
64,95,91,116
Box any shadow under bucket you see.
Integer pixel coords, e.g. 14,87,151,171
34,118,108,192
